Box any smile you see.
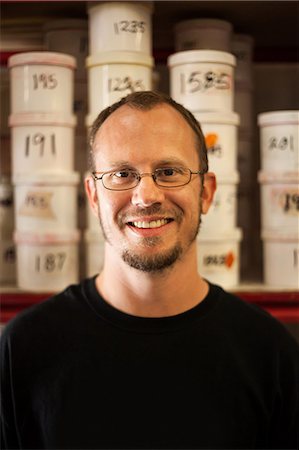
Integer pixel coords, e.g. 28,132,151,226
128,219,172,229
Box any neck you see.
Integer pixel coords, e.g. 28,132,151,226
95,243,209,318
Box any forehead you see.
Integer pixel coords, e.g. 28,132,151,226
93,103,199,166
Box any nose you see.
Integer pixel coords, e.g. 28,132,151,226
131,174,165,207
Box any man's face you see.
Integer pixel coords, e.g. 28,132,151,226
86,104,215,273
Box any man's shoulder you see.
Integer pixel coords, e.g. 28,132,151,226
1,278,91,345
209,282,299,351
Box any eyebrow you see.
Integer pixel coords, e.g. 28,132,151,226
108,157,188,169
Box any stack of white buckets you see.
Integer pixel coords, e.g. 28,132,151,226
258,110,299,289
84,1,154,277
43,19,89,279
8,51,80,292
169,18,242,288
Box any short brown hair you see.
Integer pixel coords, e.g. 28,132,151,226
88,91,208,173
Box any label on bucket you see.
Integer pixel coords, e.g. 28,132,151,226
203,250,236,269
180,70,231,94
24,132,57,157
19,191,55,219
108,76,146,94
113,20,146,35
267,134,295,152
35,251,67,273
275,189,299,215
205,133,223,158
32,72,58,90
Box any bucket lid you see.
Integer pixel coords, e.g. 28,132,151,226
9,112,77,127
262,230,299,241
13,172,80,185
258,170,299,183
86,52,154,68
14,229,80,244
43,19,88,32
168,50,236,67
8,51,76,69
174,18,232,33
84,229,105,243
258,110,299,126
198,227,243,242
194,111,240,126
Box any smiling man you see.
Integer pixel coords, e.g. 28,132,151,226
1,91,299,449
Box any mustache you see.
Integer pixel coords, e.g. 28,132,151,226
118,204,183,226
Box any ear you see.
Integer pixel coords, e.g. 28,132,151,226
201,172,217,214
84,175,99,218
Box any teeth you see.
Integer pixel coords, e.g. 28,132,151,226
132,219,169,229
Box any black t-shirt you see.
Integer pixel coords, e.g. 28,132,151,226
1,277,299,449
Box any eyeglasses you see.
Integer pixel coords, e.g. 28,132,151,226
92,167,206,191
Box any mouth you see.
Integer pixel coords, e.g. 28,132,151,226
127,218,173,229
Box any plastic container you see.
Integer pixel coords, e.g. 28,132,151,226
258,171,299,232
168,50,236,112
174,18,233,52
0,177,14,232
258,110,299,172
197,228,242,288
194,111,239,175
86,52,153,115
232,34,254,83
13,172,80,232
201,171,239,232
88,1,153,55
84,229,105,277
44,19,88,81
8,52,76,114
9,113,76,174
14,230,79,292
262,230,299,288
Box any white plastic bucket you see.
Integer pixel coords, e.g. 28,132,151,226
88,1,153,55
0,177,14,232
84,229,105,277
258,110,299,172
44,19,88,81
201,171,239,232
258,171,299,232
262,230,299,289
86,52,153,115
0,238,16,285
9,113,76,174
174,18,232,52
14,230,79,292
13,172,80,232
168,50,236,112
234,81,254,130
193,111,239,175
8,52,76,114
197,228,242,288
232,34,254,83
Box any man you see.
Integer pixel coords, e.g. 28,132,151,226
1,91,298,449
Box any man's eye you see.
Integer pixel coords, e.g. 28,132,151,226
113,170,131,179
157,168,183,177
